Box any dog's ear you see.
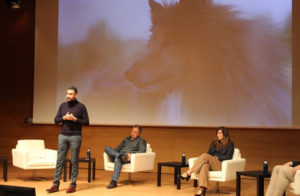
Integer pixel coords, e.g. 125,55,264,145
149,0,163,22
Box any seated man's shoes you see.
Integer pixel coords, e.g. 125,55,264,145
106,180,117,189
66,186,76,193
46,185,59,193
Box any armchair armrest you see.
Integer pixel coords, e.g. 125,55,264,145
130,152,156,172
103,152,113,170
221,158,246,181
293,170,300,194
12,149,28,169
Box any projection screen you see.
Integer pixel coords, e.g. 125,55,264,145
33,0,292,126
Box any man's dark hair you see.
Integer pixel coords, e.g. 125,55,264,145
133,125,143,133
68,86,78,94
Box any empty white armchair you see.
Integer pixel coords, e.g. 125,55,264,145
103,143,156,181
289,170,300,195
12,140,57,170
189,148,246,194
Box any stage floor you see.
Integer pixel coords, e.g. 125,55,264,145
0,165,294,196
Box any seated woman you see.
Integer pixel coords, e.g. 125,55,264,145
266,161,300,196
180,127,234,196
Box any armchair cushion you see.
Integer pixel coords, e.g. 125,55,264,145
106,162,131,170
209,171,222,178
28,151,46,161
27,159,54,166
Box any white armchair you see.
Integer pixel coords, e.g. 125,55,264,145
103,143,156,181
289,170,300,195
189,148,246,194
12,139,57,179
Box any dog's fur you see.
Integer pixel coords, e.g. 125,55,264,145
125,0,291,126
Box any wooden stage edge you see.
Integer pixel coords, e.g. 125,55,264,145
0,165,295,196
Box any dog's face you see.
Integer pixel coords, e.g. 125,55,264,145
125,42,183,93
124,0,234,93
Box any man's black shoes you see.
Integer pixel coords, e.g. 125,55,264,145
106,180,117,189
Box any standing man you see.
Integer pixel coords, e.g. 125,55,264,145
47,86,89,193
104,125,146,189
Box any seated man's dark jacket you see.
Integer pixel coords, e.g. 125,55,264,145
207,140,234,162
114,136,147,155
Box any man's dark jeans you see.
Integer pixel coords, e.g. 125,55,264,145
105,146,129,181
53,134,81,187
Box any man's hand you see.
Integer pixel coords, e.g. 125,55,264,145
63,112,77,122
127,153,132,161
63,112,71,120
69,113,78,122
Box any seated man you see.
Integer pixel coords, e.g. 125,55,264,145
104,125,146,189
266,161,300,196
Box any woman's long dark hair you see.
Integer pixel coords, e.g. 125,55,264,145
213,126,231,149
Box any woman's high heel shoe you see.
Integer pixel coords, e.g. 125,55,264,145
194,187,207,196
179,172,191,181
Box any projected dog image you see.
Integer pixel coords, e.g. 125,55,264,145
125,0,291,125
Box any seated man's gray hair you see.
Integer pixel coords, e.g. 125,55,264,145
133,125,143,133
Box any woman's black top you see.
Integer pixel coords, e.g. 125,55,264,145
207,140,234,162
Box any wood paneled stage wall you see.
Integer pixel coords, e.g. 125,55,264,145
0,0,300,174
1,124,300,172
